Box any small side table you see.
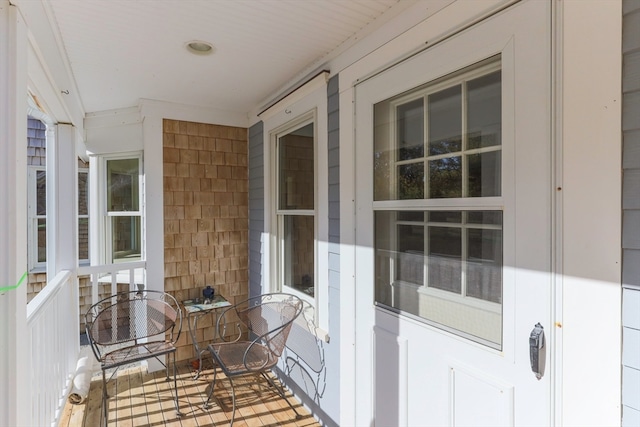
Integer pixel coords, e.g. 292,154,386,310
183,294,231,379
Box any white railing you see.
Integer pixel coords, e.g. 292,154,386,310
78,260,147,307
25,261,147,427
26,270,78,427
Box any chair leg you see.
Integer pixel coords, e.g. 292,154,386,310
228,377,236,427
172,353,183,417
101,369,108,427
204,364,219,409
263,372,302,419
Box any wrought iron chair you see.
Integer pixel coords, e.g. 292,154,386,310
204,293,304,425
85,290,183,426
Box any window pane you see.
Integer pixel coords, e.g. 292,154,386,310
429,156,462,198
397,224,424,285
278,123,314,210
428,211,462,224
107,159,139,212
468,151,501,197
428,85,462,155
397,211,424,222
282,215,315,297
467,227,502,303
37,219,46,262
78,172,89,216
428,226,462,293
467,71,501,150
112,216,141,262
79,218,89,260
398,163,424,199
397,99,424,161
36,170,46,215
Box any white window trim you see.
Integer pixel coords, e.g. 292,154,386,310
261,72,329,338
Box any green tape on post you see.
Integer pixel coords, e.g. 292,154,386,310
0,271,28,293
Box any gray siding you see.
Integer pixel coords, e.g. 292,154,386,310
623,1,640,424
324,74,341,425
248,121,264,299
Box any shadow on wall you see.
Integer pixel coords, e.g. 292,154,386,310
283,301,326,404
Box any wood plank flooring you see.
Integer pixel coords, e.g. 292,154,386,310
58,362,320,427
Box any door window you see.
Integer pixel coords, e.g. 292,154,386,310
373,58,504,348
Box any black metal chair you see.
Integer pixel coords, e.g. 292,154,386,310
85,290,183,426
204,293,304,425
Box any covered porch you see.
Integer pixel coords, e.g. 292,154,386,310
58,364,319,427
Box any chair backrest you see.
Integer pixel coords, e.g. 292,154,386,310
85,291,181,348
236,293,303,359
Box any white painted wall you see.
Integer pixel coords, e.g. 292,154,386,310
557,2,622,425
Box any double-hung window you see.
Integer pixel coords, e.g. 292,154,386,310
275,120,316,301
104,155,142,263
27,167,47,269
373,58,503,347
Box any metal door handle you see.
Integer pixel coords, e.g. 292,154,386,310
529,322,546,380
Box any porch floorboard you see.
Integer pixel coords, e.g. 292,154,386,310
58,362,320,427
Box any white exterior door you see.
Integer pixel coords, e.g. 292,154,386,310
354,2,552,426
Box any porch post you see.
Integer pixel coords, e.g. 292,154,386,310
47,123,79,275
0,3,30,426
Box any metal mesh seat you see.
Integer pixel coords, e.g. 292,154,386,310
205,293,303,425
85,291,182,426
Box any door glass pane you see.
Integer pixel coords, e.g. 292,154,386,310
112,216,141,262
467,70,501,150
396,224,424,285
428,85,462,155
398,163,424,199
375,209,503,348
467,226,502,303
467,151,501,197
397,99,424,161
278,123,314,210
107,159,139,212
429,156,462,198
428,226,462,293
282,215,315,297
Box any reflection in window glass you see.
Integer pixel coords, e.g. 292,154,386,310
429,157,462,198
398,163,424,199
429,85,462,155
278,123,314,210
36,170,46,216
37,218,47,263
372,58,504,348
282,215,315,297
107,159,139,212
467,71,501,150
397,99,424,161
112,216,141,262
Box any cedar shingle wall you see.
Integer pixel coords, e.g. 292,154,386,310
163,119,249,362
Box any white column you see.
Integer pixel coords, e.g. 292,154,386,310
0,3,29,426
47,123,78,276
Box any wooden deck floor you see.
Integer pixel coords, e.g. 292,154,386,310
58,363,321,427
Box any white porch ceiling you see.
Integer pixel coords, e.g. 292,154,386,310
40,0,411,115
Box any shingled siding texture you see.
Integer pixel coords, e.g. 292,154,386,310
163,119,249,362
622,1,640,425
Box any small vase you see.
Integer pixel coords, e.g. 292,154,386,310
203,285,214,300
